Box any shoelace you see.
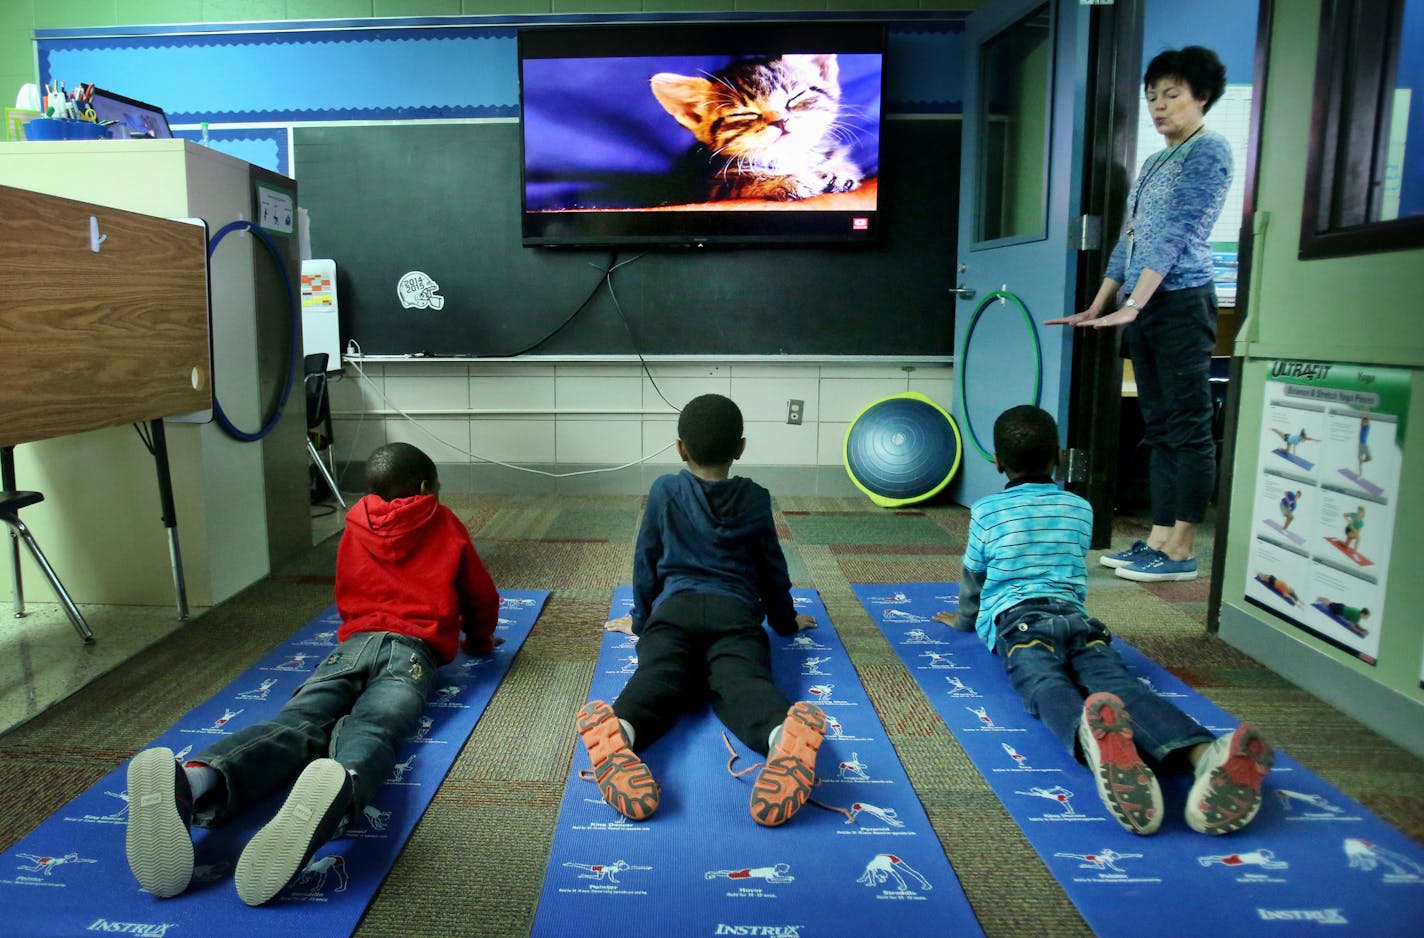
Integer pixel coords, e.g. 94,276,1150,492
720,731,854,822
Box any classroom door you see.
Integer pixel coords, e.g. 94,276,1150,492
950,0,1090,505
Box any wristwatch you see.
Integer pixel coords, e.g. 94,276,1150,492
1123,297,1140,310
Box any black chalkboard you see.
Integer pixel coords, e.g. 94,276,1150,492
294,120,958,356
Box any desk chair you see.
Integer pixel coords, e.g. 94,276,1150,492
1,448,94,643
305,353,347,510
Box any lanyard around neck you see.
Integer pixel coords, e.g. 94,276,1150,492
1130,124,1204,220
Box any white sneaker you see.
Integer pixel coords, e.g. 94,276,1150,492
1185,725,1274,834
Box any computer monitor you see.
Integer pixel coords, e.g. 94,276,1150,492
88,87,172,139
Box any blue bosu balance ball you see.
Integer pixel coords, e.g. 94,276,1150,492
843,392,963,508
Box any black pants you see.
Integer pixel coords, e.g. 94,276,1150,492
1124,284,1218,527
615,591,789,756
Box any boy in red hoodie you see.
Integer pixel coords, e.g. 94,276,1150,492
125,442,499,905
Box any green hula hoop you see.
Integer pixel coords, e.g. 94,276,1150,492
958,289,1044,462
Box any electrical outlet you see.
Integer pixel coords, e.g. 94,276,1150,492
787,399,804,425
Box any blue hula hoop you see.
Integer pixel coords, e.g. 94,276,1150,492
206,220,300,443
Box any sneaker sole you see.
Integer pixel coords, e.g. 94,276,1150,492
750,702,826,827
235,758,348,906
1080,694,1163,835
1186,725,1274,835
1114,566,1198,582
576,701,659,821
1099,554,1142,569
125,748,194,898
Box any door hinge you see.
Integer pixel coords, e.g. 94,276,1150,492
1078,215,1103,251
1061,447,1089,484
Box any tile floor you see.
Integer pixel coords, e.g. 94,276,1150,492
0,501,346,739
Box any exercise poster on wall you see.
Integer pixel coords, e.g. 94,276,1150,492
1243,361,1407,665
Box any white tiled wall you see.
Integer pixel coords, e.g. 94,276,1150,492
329,360,954,481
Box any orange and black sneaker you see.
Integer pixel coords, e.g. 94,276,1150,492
576,700,659,821
750,701,826,827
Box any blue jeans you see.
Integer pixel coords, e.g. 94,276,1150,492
193,631,437,826
1124,284,1218,526
993,600,1213,763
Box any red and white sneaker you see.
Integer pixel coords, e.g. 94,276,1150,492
1185,724,1274,834
576,700,659,821
1078,692,1163,835
750,702,826,827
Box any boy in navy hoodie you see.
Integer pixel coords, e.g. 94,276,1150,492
125,442,500,905
577,394,825,826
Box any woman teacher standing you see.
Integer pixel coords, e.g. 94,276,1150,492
1046,46,1231,583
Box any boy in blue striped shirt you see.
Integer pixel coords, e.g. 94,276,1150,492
938,405,1272,836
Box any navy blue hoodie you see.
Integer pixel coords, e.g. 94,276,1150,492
630,470,798,635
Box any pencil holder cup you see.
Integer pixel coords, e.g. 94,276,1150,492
25,118,111,140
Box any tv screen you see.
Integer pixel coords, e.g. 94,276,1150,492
518,22,887,247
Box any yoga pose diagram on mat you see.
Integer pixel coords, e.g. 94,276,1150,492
1198,849,1289,870
1343,506,1366,552
17,852,95,876
124,442,502,907
563,859,651,883
1275,789,1344,817
845,802,905,827
577,395,826,828
858,853,933,892
704,863,794,883
1357,416,1374,475
294,855,348,894
1272,427,1317,457
1345,838,1424,878
939,406,1274,836
1254,573,1300,606
1055,849,1142,873
1313,598,1370,637
1279,490,1302,530
1018,786,1082,817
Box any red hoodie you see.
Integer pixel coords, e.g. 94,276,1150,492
335,493,499,665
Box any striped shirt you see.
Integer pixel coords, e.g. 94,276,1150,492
962,481,1093,650
1105,129,1232,293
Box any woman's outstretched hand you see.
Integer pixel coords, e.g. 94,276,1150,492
1044,308,1099,327
1087,306,1141,328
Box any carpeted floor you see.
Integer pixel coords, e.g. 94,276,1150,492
2,492,1421,937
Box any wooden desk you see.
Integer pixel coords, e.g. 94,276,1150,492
1,186,210,443
1,184,210,624
1,140,310,608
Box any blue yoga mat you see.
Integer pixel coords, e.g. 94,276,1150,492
0,590,548,937
852,583,1424,937
531,586,983,938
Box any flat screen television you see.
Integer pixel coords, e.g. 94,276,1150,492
518,22,887,247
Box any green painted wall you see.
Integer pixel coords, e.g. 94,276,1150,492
1221,0,1424,714
2,1,980,111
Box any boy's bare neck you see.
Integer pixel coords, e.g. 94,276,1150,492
686,461,733,482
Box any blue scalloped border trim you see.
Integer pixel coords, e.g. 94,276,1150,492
37,16,963,148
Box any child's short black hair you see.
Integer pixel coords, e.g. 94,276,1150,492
1144,45,1227,112
365,442,437,501
993,405,1060,477
678,394,744,466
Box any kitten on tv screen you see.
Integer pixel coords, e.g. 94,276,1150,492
518,23,886,247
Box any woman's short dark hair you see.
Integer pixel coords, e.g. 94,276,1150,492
993,405,1060,476
678,394,744,466
366,442,437,501
1144,45,1227,112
